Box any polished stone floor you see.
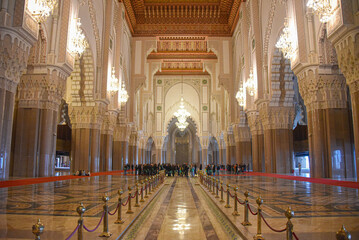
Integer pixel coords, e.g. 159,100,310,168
0,174,358,239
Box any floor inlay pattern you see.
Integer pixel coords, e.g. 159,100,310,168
0,175,145,217
220,175,359,218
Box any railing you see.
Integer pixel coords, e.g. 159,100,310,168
198,171,352,240
32,170,166,240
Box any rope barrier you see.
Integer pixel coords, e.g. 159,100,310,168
260,213,286,233
130,191,137,199
236,196,245,205
247,203,258,215
65,224,80,240
108,203,119,216
228,191,234,198
293,232,299,240
83,211,105,232
121,196,130,206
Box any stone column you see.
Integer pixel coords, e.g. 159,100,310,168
234,125,252,167
128,132,137,166
69,103,106,173
0,0,38,179
113,125,129,170
200,136,209,166
12,68,67,177
334,35,359,179
296,67,355,178
247,111,264,172
100,110,117,172
328,0,359,180
259,102,295,173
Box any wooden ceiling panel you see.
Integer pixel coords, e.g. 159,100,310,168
119,0,245,36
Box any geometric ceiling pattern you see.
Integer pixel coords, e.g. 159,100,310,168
120,0,245,36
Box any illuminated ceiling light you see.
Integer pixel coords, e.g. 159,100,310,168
307,0,333,23
275,19,296,59
108,67,119,96
174,98,190,131
68,18,89,57
118,79,129,104
27,0,57,23
236,86,245,107
246,69,256,97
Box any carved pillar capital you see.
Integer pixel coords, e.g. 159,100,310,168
0,31,34,92
69,101,107,130
246,110,263,135
258,101,295,130
333,30,359,94
101,110,119,135
17,67,68,111
296,65,348,111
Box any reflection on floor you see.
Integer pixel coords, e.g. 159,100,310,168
0,174,358,239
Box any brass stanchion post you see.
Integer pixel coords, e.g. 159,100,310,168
254,196,264,240
285,207,294,240
126,186,134,214
99,195,112,237
135,182,140,207
232,186,240,216
220,181,225,203
224,183,231,208
149,177,152,194
115,189,124,224
215,179,219,198
32,219,44,240
336,225,351,240
144,178,149,198
242,191,251,226
140,180,145,202
212,177,215,195
76,203,86,240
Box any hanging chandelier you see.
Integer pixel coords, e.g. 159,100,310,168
174,98,190,131
27,0,57,23
108,67,119,96
307,0,333,23
68,18,88,57
276,19,296,59
236,86,245,107
118,79,129,104
246,70,256,97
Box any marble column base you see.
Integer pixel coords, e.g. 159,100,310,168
263,129,293,173
252,134,264,172
308,108,355,178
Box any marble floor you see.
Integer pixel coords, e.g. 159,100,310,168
0,174,358,239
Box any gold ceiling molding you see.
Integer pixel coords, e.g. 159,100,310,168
119,0,245,36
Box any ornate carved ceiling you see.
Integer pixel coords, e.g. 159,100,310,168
119,0,245,36
148,36,216,75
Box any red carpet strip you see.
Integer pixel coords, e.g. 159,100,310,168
219,172,359,189
0,170,135,188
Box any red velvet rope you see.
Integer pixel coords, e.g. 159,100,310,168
247,204,258,215
121,196,130,206
293,232,299,240
108,203,119,216
228,191,234,198
260,213,287,233
236,196,245,205
130,191,137,199
83,211,105,232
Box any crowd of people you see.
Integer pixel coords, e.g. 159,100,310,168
74,170,90,176
122,163,250,177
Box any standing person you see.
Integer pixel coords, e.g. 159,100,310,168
194,164,197,175
298,162,302,175
212,164,216,176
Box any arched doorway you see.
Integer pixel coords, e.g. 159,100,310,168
145,137,156,164
208,137,219,165
165,117,200,165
